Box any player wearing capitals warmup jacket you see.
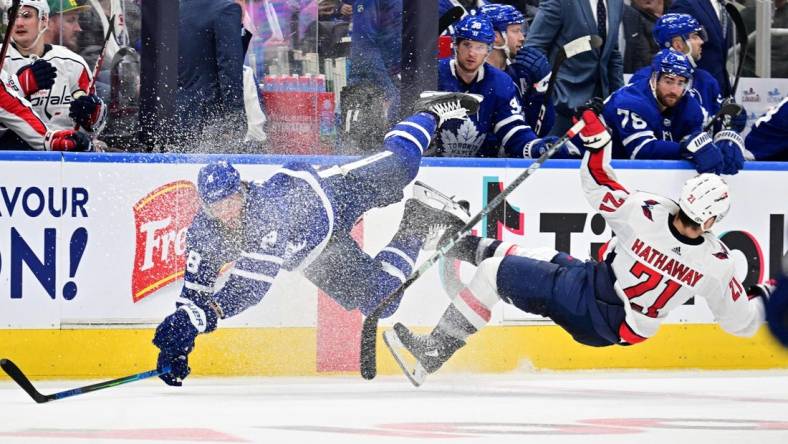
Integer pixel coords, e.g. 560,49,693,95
602,49,743,174
0,0,106,149
744,97,788,161
436,14,566,158
477,3,555,136
151,92,480,386
381,107,767,386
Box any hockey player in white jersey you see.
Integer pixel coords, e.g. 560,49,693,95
0,0,106,149
384,106,768,386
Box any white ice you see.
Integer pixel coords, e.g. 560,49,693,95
2,370,788,443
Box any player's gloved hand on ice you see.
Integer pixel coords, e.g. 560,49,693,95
680,132,724,175
523,136,580,158
152,300,219,386
69,93,102,132
511,46,551,93
16,59,56,96
714,130,745,175
44,129,93,152
576,109,611,151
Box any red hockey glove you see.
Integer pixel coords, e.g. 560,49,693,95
44,130,93,152
577,110,611,151
16,59,57,96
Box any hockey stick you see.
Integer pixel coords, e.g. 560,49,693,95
534,34,603,135
702,100,743,132
439,6,464,36
0,0,21,73
724,2,748,98
73,15,115,131
1,358,168,404
359,118,588,380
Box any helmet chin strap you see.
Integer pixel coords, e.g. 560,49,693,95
683,38,698,67
494,32,511,59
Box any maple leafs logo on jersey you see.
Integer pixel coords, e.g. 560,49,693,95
440,119,485,157
641,199,659,221
260,231,278,251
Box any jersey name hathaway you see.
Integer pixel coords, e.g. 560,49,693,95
631,238,704,287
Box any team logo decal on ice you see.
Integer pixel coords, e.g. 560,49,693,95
131,181,200,302
441,119,485,157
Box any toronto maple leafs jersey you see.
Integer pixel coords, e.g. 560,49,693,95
630,66,722,130
504,62,555,136
0,69,49,150
744,97,788,161
2,44,106,134
437,58,537,157
581,145,764,342
602,76,706,159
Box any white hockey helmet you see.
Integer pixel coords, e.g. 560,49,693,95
678,174,731,225
19,0,50,18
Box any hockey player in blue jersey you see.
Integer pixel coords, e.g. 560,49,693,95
602,49,743,175
436,14,573,158
151,92,481,386
478,3,555,136
744,97,788,161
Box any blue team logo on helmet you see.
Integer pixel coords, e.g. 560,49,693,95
651,48,694,81
652,13,707,48
478,4,525,33
198,160,241,204
453,14,495,46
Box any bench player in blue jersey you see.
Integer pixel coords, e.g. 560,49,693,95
744,97,788,161
478,3,555,136
602,49,744,175
152,92,482,386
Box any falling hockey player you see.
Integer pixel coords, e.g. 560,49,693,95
383,104,769,387
152,92,482,386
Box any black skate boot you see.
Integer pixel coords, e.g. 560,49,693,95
383,322,466,387
413,91,483,127
400,181,471,251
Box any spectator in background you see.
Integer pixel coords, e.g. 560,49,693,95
177,0,246,151
669,0,734,97
45,0,88,52
741,0,788,78
525,0,625,137
622,0,665,73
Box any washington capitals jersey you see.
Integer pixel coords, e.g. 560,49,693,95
180,162,335,317
602,77,706,159
631,66,722,130
581,145,764,343
3,44,107,134
437,59,537,157
0,70,49,150
744,97,788,161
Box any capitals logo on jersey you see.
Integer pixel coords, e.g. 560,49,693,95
641,199,660,221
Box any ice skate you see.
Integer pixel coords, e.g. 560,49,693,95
404,181,470,250
383,322,466,387
414,91,483,126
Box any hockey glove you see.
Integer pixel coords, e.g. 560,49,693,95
714,130,745,175
152,300,219,386
576,109,611,151
15,59,56,96
512,46,551,94
523,135,580,159
44,130,93,152
679,132,723,175
748,280,776,302
728,102,748,132
573,97,605,119
69,94,103,132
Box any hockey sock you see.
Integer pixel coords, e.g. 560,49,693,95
438,257,504,341
375,230,420,284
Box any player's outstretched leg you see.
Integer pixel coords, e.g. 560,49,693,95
401,181,471,249
383,322,467,387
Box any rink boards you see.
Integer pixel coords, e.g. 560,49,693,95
0,152,786,378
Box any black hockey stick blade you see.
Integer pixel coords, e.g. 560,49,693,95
359,118,588,380
703,101,743,132
1,358,168,403
438,6,464,36
724,2,748,98
534,35,603,134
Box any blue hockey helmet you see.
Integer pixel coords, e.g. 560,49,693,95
197,160,242,204
453,14,495,46
478,4,525,34
651,48,694,82
653,13,707,48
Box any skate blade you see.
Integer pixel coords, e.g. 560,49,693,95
383,329,427,388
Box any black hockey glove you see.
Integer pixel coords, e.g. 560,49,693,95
44,130,93,152
16,59,56,96
572,97,605,121
69,94,102,132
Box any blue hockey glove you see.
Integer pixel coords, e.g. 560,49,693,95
512,46,551,93
16,59,56,96
729,104,748,132
523,136,580,159
152,300,219,386
714,130,745,175
69,94,102,132
680,132,723,174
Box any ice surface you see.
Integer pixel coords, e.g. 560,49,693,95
1,370,787,443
